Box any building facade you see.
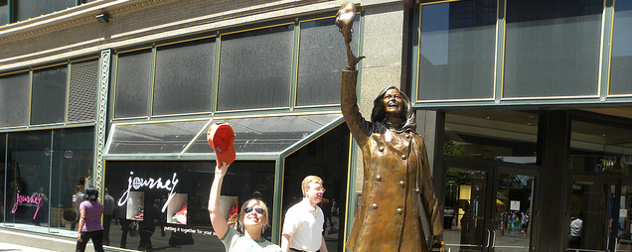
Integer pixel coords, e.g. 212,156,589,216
1,0,632,252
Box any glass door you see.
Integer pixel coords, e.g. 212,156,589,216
616,183,632,251
444,158,494,252
443,158,537,252
569,175,617,252
493,166,536,252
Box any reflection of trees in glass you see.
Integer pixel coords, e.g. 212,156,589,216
443,140,465,157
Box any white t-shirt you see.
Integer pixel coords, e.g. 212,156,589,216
221,226,281,252
282,198,324,252
570,218,583,237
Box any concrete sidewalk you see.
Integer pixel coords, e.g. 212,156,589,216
0,241,58,251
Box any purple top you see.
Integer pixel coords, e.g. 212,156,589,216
79,200,104,232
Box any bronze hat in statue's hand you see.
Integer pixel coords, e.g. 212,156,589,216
336,2,356,44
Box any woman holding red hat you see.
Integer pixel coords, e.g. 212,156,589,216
208,161,281,252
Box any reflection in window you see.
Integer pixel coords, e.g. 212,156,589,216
218,25,293,110
297,17,358,106
0,73,30,127
610,0,632,95
570,117,632,175
568,180,613,251
417,0,496,100
31,66,68,125
444,110,538,164
153,38,215,115
503,0,601,97
114,50,152,118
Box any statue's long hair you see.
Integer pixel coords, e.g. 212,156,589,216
370,86,416,133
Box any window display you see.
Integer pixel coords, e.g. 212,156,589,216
104,160,276,251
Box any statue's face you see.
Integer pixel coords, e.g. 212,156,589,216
383,88,403,117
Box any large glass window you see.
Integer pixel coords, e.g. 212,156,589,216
69,60,98,122
444,110,539,164
218,25,293,111
31,66,68,125
153,38,215,116
103,160,276,250
282,124,350,252
50,127,95,231
6,130,52,227
0,73,30,127
609,0,632,95
114,50,152,118
503,0,602,98
417,0,497,101
4,127,93,234
296,17,358,106
15,0,76,21
570,112,632,175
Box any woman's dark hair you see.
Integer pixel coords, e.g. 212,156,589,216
370,86,416,132
85,187,99,202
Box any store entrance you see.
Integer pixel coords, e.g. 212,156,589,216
443,157,537,252
568,174,632,252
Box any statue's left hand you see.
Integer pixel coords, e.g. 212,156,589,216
431,234,446,252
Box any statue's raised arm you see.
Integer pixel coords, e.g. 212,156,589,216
336,2,365,70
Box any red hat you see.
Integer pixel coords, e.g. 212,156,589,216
207,122,236,165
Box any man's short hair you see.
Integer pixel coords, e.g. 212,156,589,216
301,175,323,197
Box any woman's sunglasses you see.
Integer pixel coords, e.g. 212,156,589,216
245,207,265,214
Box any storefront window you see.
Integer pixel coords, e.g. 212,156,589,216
114,49,152,118
417,0,497,100
50,127,95,231
609,0,632,95
296,16,358,106
104,160,276,251
6,130,52,227
3,127,93,232
504,0,602,98
153,38,215,116
444,110,538,164
218,25,293,111
0,72,30,127
283,124,349,252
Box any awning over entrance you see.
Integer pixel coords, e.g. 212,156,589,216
103,113,344,160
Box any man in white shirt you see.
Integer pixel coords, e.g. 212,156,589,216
281,175,328,252
569,213,583,248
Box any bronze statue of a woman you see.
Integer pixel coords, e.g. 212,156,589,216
336,3,445,251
